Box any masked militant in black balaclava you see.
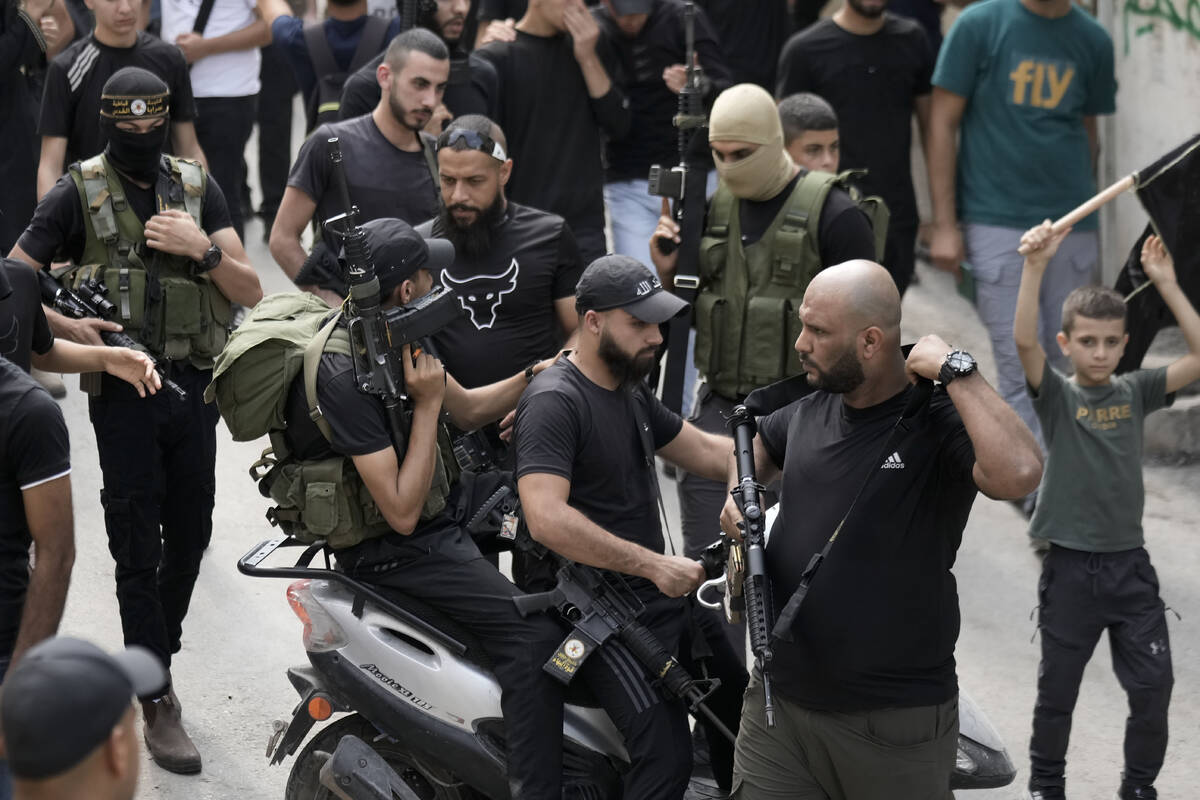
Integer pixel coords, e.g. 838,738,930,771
99,67,171,183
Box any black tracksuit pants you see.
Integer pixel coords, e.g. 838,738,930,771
1030,545,1174,791
89,365,219,670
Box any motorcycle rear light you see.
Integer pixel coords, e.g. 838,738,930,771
307,695,333,721
286,580,348,653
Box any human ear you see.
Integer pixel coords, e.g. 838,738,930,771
1055,331,1070,357
499,159,513,187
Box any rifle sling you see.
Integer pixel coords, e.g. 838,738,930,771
626,387,676,556
771,377,934,641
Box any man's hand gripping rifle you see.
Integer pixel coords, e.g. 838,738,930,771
37,270,188,400
513,561,736,744
323,137,461,446
728,404,777,727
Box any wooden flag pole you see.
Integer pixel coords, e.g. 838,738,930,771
1017,173,1136,255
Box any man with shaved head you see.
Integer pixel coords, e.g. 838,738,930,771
720,260,1043,800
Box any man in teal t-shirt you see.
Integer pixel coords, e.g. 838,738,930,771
925,0,1116,472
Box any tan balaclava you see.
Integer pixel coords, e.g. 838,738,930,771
708,83,796,202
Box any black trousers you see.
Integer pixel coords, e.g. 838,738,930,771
578,586,693,800
883,221,918,297
256,42,298,220
89,365,219,670
194,95,258,239
339,523,568,800
1030,545,1174,791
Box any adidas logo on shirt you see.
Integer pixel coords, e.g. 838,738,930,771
881,451,905,470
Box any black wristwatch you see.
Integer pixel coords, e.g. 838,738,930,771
939,349,978,386
194,243,222,274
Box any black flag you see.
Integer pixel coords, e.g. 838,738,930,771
1114,133,1200,373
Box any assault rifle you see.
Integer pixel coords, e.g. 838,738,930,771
648,0,709,415
36,270,188,400
726,404,776,727
323,138,461,443
513,560,735,744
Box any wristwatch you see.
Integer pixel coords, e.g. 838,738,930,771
939,349,978,386
194,243,222,274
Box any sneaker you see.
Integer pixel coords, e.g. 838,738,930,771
142,691,202,774
31,368,67,399
1117,785,1158,800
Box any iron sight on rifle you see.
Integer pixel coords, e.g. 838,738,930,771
37,270,188,400
727,404,777,727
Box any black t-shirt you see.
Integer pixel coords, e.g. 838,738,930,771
514,359,682,555
289,115,439,254
737,172,878,267
476,0,526,20
474,31,630,245
16,159,233,268
0,356,71,659
0,260,55,373
776,16,934,228
597,0,732,181
416,202,583,388
339,49,498,123
696,0,790,91
38,32,197,166
757,383,977,711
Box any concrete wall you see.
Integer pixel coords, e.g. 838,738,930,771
1095,0,1200,282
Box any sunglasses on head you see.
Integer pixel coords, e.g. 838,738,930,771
438,128,507,162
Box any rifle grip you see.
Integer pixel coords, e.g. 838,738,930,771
512,592,554,617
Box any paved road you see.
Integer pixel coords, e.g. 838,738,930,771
42,132,1200,798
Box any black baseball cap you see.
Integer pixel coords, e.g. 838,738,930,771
0,637,167,780
575,254,689,323
345,218,456,295
610,0,653,13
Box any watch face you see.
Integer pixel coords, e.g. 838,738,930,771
946,350,976,374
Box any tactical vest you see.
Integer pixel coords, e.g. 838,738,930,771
694,169,889,400
68,153,232,369
218,296,459,550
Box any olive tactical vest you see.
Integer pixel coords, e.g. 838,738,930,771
68,153,232,370
694,169,888,400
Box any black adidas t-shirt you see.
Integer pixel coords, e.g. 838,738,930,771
515,359,682,556
38,32,196,166
757,383,977,711
16,161,232,268
0,260,55,374
416,202,583,388
289,115,439,254
0,357,71,660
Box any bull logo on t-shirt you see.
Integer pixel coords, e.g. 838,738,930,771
441,259,520,330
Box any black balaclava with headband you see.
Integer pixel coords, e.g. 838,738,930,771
99,67,171,183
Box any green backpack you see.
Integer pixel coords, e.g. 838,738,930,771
204,292,349,442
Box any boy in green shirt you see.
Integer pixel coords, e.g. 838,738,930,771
1014,222,1200,800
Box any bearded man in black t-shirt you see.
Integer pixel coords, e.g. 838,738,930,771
717,260,1043,800
515,255,735,800
416,115,582,388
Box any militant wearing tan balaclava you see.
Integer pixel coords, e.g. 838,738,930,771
708,83,796,202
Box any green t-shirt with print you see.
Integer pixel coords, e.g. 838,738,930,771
1029,365,1169,552
932,0,1116,231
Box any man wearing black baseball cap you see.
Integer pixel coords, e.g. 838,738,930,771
0,637,166,800
514,255,736,799
276,218,577,799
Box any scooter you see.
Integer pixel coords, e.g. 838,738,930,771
240,529,1015,799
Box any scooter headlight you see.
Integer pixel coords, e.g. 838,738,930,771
287,579,349,652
